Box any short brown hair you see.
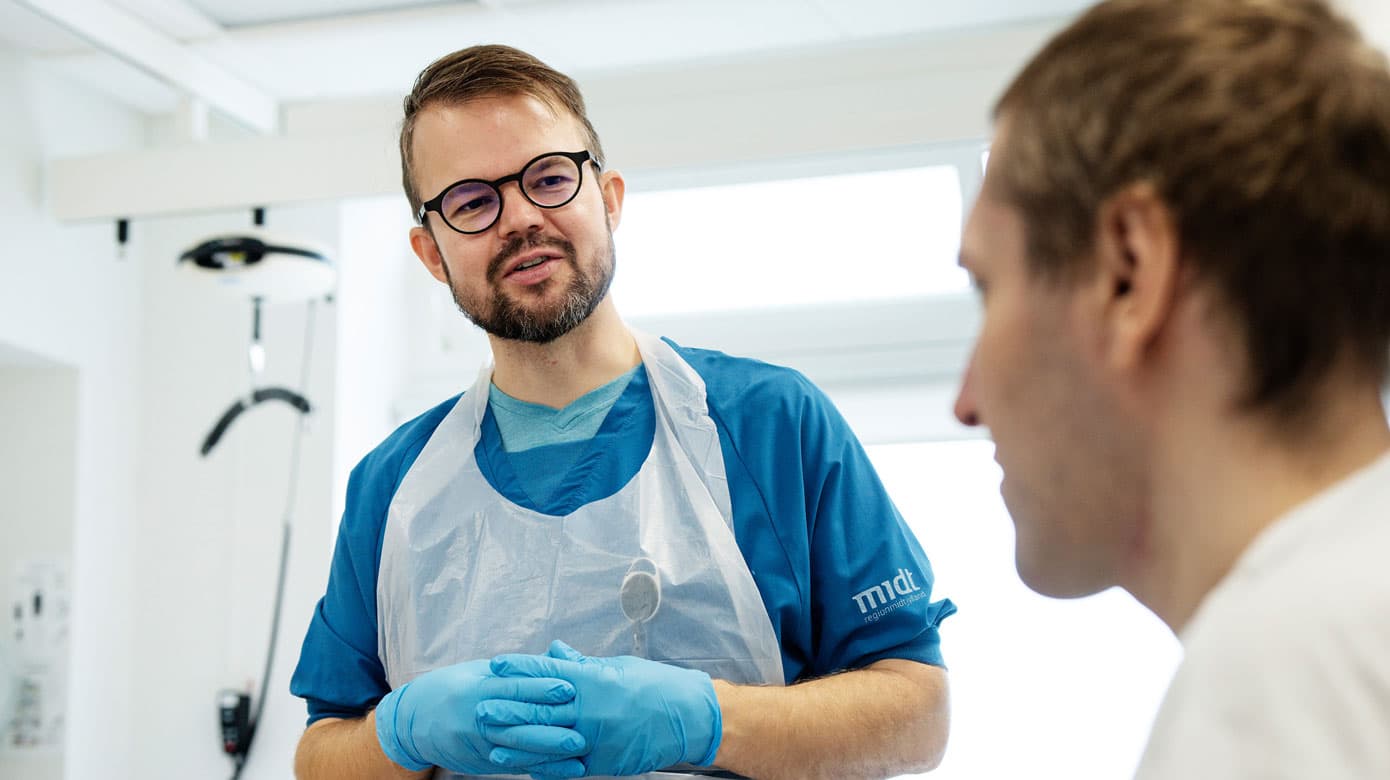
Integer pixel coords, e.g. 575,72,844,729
994,0,1390,418
400,44,606,219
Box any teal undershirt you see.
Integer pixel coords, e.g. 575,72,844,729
487,366,640,505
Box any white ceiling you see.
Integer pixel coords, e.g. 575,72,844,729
187,0,459,28
0,0,1092,123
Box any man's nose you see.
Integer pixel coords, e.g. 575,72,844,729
953,353,981,427
496,182,546,238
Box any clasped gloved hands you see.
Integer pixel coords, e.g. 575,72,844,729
483,640,722,777
375,658,590,776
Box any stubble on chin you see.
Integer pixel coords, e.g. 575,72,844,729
447,231,615,344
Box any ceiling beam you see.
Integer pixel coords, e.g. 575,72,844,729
44,20,1051,220
109,0,223,39
48,130,399,220
16,0,278,133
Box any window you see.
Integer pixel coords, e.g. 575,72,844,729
610,165,968,317
868,440,1183,780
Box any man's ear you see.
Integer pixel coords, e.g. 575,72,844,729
600,169,625,231
410,224,451,285
1094,183,1182,373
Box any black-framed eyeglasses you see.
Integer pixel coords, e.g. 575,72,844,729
417,150,602,235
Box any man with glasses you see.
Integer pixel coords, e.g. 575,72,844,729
290,44,954,780
955,0,1390,776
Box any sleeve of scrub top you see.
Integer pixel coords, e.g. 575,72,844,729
793,382,956,672
289,402,449,724
686,343,954,679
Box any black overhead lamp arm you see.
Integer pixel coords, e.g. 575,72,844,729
199,388,312,457
199,295,312,457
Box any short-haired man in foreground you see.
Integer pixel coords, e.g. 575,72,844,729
954,0,1390,776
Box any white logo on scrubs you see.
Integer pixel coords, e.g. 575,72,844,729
852,568,926,623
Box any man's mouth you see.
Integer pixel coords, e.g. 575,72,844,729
510,255,556,274
489,235,577,282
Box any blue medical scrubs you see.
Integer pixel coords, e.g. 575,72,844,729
291,339,956,724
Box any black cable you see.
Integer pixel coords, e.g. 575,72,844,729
230,299,317,777
200,389,311,457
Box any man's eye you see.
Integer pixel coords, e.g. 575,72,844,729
533,174,573,190
451,193,496,216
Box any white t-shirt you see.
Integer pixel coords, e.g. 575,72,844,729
1134,450,1390,779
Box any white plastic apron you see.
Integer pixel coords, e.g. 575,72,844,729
377,330,784,780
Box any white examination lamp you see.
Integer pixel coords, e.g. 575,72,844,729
177,227,335,304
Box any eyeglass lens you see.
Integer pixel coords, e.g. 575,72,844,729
440,153,584,233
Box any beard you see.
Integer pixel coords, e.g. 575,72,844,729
441,228,616,344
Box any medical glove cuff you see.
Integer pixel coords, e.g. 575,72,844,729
686,671,722,767
374,685,431,772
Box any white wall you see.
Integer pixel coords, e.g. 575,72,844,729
330,196,418,514
118,193,425,780
129,205,339,780
0,43,145,780
2,41,363,779
1340,0,1390,52
0,363,77,780
0,366,76,571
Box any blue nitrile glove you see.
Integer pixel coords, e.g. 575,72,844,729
483,640,722,777
374,658,589,777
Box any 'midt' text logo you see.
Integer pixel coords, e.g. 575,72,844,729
852,568,922,614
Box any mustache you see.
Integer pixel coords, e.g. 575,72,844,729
487,233,576,282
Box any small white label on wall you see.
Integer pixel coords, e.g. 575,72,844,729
4,558,69,751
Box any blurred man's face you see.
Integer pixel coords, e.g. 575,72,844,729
953,134,1144,598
